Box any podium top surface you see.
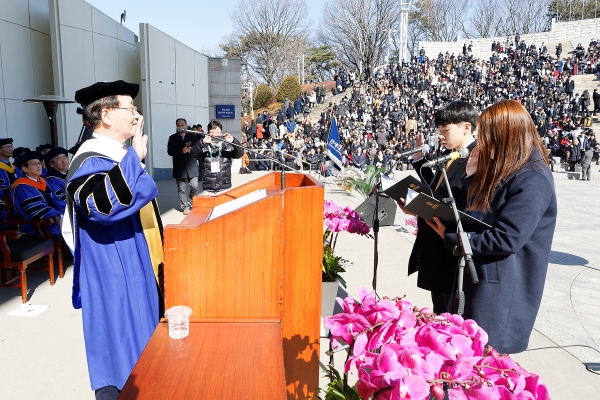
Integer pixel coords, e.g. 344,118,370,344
169,172,323,227
119,320,286,399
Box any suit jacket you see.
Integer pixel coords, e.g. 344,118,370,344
408,140,477,294
167,132,199,179
444,149,556,353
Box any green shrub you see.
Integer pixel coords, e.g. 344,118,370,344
276,76,302,102
253,84,272,110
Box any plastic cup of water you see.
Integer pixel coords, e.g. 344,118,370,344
165,306,193,339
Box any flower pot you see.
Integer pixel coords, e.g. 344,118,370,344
321,280,340,337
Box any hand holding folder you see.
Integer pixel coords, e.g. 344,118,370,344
382,175,490,233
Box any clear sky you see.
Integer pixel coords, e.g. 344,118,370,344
85,0,324,54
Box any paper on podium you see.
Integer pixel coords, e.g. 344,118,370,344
208,189,268,221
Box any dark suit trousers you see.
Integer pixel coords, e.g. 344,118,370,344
176,176,199,210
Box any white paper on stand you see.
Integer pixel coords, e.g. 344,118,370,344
8,304,50,317
208,189,268,221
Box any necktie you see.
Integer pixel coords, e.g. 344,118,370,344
435,158,456,191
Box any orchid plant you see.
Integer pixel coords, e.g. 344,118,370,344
404,216,418,236
323,200,371,287
321,288,550,400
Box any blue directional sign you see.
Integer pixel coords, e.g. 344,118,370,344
216,105,235,119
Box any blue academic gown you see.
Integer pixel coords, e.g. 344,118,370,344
68,147,159,391
45,168,67,215
10,177,62,236
0,160,22,222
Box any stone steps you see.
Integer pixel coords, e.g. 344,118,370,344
307,90,350,121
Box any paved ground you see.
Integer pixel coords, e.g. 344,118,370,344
0,166,599,399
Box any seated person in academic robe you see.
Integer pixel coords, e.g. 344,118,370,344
10,151,62,237
0,138,21,221
44,147,69,215
36,143,53,177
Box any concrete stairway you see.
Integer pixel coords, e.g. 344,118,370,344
546,40,574,60
307,89,350,121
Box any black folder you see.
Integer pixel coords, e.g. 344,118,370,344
381,175,436,201
382,175,490,233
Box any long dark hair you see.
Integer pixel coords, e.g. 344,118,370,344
468,100,549,213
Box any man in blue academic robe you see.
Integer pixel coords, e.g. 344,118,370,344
63,80,162,400
0,138,21,222
44,147,69,215
10,152,62,236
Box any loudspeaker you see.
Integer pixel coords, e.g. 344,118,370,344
355,193,397,227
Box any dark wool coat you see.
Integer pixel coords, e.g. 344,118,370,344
444,150,557,354
167,133,199,179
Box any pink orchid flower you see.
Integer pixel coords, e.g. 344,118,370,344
325,313,371,343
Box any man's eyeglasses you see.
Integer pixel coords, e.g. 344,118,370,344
111,106,138,115
1,145,13,149
27,161,42,167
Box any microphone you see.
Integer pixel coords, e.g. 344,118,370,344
423,147,469,167
395,144,430,158
383,144,429,176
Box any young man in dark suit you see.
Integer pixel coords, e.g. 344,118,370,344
399,101,478,314
167,118,199,215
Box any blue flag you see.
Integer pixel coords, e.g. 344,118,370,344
327,118,344,170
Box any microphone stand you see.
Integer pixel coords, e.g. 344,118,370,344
185,129,294,190
439,165,479,315
370,178,381,293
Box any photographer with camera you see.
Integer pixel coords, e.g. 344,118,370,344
167,118,199,215
190,119,244,192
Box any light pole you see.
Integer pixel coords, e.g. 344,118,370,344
383,29,398,64
249,84,254,119
399,1,413,63
302,53,305,85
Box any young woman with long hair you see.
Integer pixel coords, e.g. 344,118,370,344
427,100,557,354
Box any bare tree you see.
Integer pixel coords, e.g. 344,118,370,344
466,0,509,38
222,0,309,88
413,0,471,42
503,0,552,34
317,0,401,74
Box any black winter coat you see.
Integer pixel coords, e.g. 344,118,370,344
190,138,244,191
408,140,477,294
167,133,199,179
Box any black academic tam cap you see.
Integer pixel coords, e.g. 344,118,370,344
75,80,139,106
44,147,68,164
14,151,41,169
36,143,54,153
0,138,13,147
13,147,31,159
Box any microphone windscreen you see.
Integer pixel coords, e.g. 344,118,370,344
458,147,470,158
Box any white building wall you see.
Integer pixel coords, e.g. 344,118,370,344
0,0,55,149
48,0,139,151
139,23,210,180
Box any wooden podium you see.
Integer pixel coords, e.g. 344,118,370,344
119,173,323,399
